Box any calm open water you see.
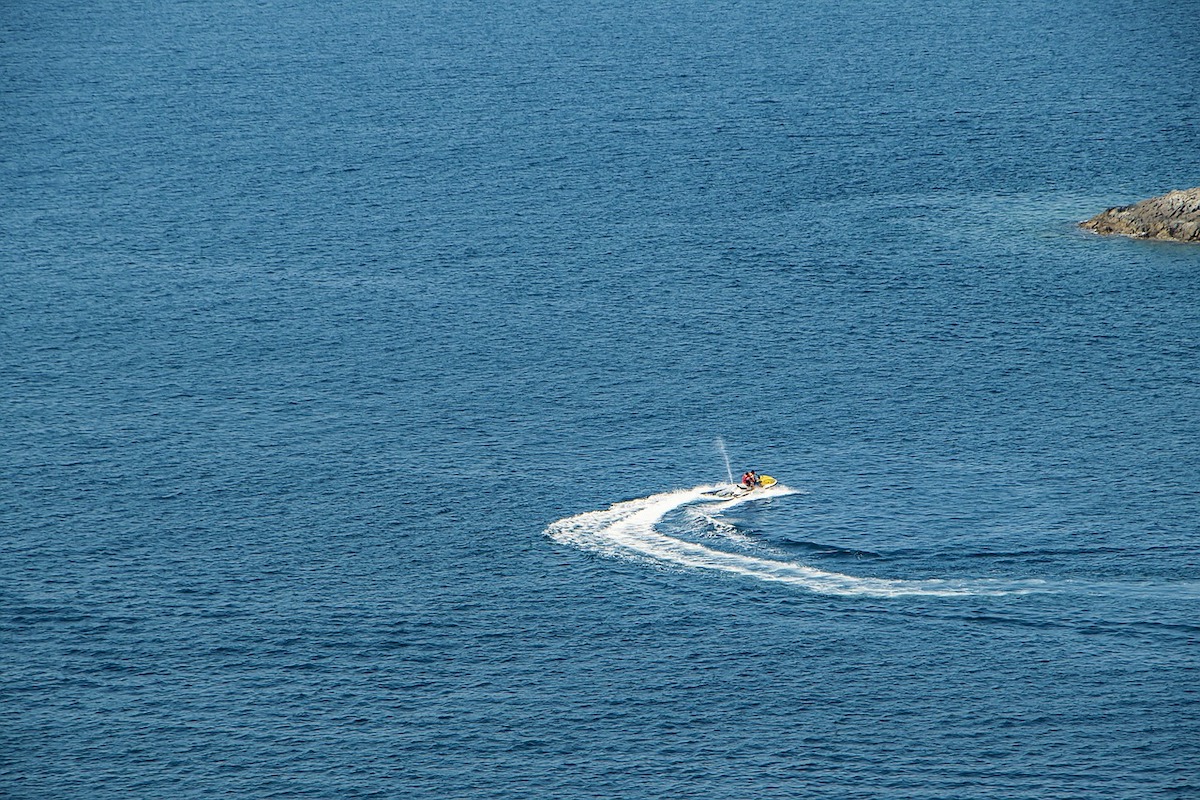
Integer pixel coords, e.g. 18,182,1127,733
3,1,1199,797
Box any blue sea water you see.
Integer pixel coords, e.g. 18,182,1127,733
3,0,1200,797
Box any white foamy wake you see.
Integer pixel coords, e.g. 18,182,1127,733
546,485,1040,598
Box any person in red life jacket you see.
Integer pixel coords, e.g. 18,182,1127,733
741,470,759,490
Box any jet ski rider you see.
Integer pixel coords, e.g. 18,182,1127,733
741,470,759,490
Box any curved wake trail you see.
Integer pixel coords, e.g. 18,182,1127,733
546,485,1043,598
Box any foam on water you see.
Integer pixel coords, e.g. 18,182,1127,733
546,485,1044,598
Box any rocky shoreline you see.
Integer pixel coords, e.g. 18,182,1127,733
1080,187,1200,243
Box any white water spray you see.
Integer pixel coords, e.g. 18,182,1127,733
714,437,734,485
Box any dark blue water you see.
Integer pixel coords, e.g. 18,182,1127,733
4,1,1199,797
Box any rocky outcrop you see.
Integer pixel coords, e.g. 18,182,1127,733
1080,187,1200,242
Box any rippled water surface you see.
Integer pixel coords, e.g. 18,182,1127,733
3,1,1199,797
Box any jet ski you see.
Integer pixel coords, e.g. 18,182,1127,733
704,474,778,500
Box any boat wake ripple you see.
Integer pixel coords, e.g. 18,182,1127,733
545,485,1047,598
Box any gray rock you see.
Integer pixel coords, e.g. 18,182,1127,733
1080,187,1200,243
